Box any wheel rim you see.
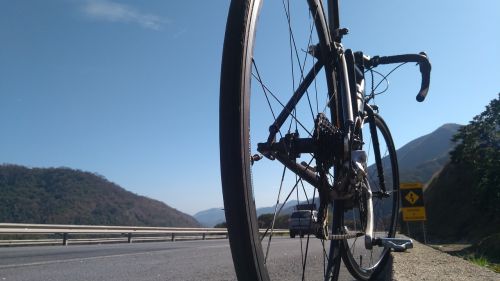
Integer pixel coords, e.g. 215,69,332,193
341,115,399,279
240,0,341,280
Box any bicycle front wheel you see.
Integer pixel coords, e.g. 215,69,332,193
220,0,341,280
341,112,400,280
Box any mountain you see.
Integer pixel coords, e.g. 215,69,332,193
257,200,300,216
396,123,461,183
193,208,225,227
0,165,200,227
197,123,461,226
194,200,302,227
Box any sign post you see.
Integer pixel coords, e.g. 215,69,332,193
400,182,427,243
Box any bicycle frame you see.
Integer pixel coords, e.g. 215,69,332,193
259,0,356,186
255,0,430,248
257,0,377,247
327,0,340,40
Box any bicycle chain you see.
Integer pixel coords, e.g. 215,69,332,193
328,232,364,240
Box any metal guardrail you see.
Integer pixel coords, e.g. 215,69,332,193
0,223,289,246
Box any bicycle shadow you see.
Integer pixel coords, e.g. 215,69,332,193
372,254,394,280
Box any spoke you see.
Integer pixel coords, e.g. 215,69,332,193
295,157,316,271
322,90,337,115
300,179,310,204
259,159,318,244
351,236,359,258
370,249,374,268
314,56,320,114
282,0,316,122
301,185,317,280
252,59,280,136
251,71,313,138
259,165,313,242
264,165,288,263
368,146,388,190
367,128,373,160
285,0,296,100
261,157,318,274
300,9,319,122
302,233,312,281
284,0,299,135
296,172,306,268
321,240,327,276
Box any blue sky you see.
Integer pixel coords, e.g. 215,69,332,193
0,0,498,215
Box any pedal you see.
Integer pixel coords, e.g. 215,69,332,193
373,237,413,252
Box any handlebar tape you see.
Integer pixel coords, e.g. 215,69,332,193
416,52,431,102
368,53,431,102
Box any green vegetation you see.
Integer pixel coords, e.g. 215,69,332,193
466,255,490,267
0,165,200,227
212,214,289,229
424,94,499,269
464,255,500,273
425,94,499,241
464,254,500,273
452,234,500,273
450,94,500,221
257,213,289,229
214,222,227,228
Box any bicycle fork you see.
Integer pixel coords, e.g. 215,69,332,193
335,49,413,252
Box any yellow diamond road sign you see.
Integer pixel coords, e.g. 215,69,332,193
400,182,427,221
405,191,420,205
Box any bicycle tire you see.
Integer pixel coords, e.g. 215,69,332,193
220,0,342,280
340,112,400,280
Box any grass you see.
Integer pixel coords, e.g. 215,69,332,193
431,233,500,274
463,254,500,273
451,233,500,274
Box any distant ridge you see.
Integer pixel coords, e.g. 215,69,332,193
0,165,200,227
193,208,225,227
194,201,302,227
396,123,461,183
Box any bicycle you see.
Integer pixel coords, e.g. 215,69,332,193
219,0,431,280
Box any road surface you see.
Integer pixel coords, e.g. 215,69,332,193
0,238,361,281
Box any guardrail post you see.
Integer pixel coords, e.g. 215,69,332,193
62,233,68,246
171,233,176,242
202,233,206,240
127,233,133,243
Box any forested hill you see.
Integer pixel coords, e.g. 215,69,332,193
0,165,200,227
425,94,499,241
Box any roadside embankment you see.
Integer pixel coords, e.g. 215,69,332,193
378,237,499,280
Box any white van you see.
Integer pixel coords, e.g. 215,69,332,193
288,210,319,238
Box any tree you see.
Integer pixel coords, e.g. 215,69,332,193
257,213,289,229
451,93,500,218
214,222,227,228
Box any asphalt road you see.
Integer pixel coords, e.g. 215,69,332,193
0,238,360,281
